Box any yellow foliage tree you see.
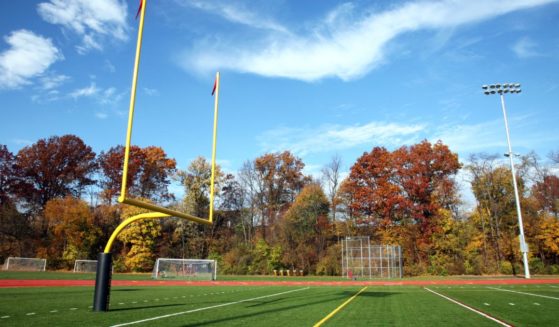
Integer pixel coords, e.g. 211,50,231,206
117,203,161,272
44,196,99,261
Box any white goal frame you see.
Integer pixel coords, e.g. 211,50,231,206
73,259,98,273
2,257,47,271
152,258,217,281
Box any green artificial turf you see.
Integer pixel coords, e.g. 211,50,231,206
428,285,559,326
2,284,557,326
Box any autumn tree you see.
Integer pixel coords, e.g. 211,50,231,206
344,140,461,272
468,153,528,275
97,145,176,204
175,156,224,259
280,184,330,273
117,204,161,272
43,196,100,264
0,145,20,206
253,151,310,241
532,175,559,218
15,135,97,211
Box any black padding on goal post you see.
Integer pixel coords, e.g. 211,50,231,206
93,252,112,312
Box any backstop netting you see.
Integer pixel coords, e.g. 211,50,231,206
152,258,217,281
73,259,98,273
2,257,47,271
341,236,402,279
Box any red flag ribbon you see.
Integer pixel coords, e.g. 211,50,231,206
211,79,217,96
135,0,143,20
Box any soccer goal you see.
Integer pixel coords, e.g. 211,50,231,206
152,258,217,281
73,259,98,273
341,236,402,279
2,257,47,271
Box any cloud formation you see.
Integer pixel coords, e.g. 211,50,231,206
0,30,63,89
181,0,557,81
182,0,288,33
259,122,426,156
511,37,542,58
37,0,128,54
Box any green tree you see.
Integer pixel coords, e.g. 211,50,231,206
280,184,330,273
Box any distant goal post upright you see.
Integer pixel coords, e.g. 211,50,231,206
341,236,402,279
94,0,221,312
152,258,217,281
2,257,46,271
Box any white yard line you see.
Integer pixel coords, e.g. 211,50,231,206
110,287,310,327
424,288,512,327
487,287,559,300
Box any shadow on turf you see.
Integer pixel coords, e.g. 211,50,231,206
110,303,184,312
174,290,397,326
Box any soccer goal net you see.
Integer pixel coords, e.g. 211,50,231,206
2,257,47,271
152,258,217,281
341,236,402,279
73,259,98,273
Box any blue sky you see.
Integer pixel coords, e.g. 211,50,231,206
1,0,558,208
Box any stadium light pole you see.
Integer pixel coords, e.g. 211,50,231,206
482,83,530,279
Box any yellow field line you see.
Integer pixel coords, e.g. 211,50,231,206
313,287,368,327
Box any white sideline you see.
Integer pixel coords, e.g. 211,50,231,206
424,288,512,327
487,286,559,300
110,287,310,327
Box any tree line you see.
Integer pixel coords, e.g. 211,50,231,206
1,135,558,276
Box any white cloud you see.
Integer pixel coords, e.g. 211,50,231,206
181,0,557,81
37,0,128,54
0,30,63,89
95,112,108,119
68,82,124,105
40,73,69,90
143,87,159,96
259,121,425,156
180,0,288,33
69,82,99,98
511,37,542,58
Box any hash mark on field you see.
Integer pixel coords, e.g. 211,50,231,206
1,316,10,319
508,303,515,306
118,303,125,305
70,308,78,311
534,303,540,306
26,312,36,316
487,287,559,300
50,310,58,313
484,303,490,306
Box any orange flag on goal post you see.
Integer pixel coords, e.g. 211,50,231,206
135,0,143,20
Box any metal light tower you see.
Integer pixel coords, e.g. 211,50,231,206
482,83,530,279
